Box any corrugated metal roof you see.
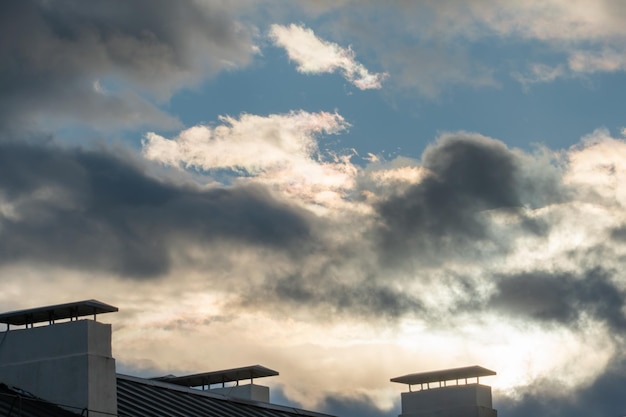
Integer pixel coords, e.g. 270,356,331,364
117,374,336,417
0,383,82,417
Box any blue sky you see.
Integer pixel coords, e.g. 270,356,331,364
3,2,626,417
172,57,626,155
157,27,626,161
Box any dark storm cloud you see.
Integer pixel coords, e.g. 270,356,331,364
232,134,571,320
227,233,426,318
265,272,423,319
0,141,311,277
0,0,253,129
227,226,426,319
497,358,626,417
375,134,553,264
489,268,626,331
610,224,626,242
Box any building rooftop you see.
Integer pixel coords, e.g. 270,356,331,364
0,299,118,327
117,374,335,417
391,365,496,386
0,384,82,417
154,365,279,388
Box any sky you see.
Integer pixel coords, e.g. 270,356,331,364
2,1,626,416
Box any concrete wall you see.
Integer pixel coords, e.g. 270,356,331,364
400,384,496,417
211,383,270,402
0,319,117,417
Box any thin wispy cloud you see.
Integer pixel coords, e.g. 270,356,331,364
269,23,387,90
512,63,567,87
287,1,626,93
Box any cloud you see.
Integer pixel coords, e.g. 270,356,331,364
143,110,358,211
317,393,399,417
6,2,626,414
282,0,626,94
269,23,387,90
374,132,557,267
0,0,255,131
247,269,424,320
497,357,626,417
7,122,626,330
0,141,311,278
143,111,348,173
489,268,626,332
514,49,626,87
512,63,568,87
568,48,626,73
401,0,626,79
5,117,626,414
139,123,626,334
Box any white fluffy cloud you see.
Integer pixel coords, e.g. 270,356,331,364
269,24,387,90
143,110,358,211
144,111,348,172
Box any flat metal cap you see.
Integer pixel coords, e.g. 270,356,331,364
391,365,496,385
157,365,279,387
0,299,118,326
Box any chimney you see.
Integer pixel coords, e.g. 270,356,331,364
155,365,278,402
0,300,118,416
390,365,497,417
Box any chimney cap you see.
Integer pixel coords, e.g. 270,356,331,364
155,365,279,387
0,299,118,326
391,365,496,385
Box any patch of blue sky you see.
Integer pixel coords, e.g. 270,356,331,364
433,71,626,151
167,46,418,164
415,36,626,151
165,36,626,170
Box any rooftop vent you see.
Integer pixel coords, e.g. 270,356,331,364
0,300,118,417
0,299,118,329
391,365,496,391
391,365,497,417
156,365,279,402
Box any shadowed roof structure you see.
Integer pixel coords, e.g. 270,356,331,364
391,366,498,417
0,384,81,417
155,365,279,388
0,300,118,327
391,365,496,386
117,374,335,417
0,299,338,417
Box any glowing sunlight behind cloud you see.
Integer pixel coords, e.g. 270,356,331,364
143,110,359,211
6,2,626,416
143,110,349,173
